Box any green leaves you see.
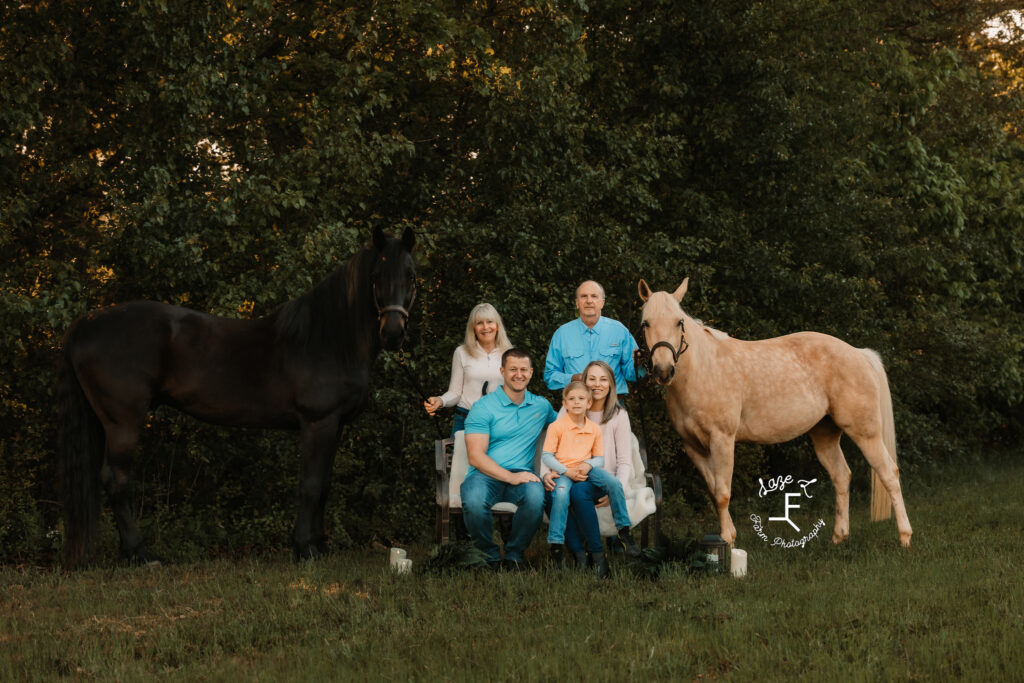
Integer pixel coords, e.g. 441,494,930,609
2,0,1023,562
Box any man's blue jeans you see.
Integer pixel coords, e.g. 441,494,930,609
547,469,631,547
461,470,545,563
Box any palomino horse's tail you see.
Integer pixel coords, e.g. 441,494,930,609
859,348,895,521
58,339,105,567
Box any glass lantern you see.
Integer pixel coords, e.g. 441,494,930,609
700,534,729,574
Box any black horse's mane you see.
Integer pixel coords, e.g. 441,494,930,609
273,246,376,355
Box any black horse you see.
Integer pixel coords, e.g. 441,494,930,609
58,227,416,566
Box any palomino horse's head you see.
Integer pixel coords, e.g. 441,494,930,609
371,226,416,351
638,278,689,385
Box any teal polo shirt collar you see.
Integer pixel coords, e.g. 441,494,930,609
494,385,540,408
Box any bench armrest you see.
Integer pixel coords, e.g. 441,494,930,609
647,471,663,507
435,437,454,507
638,434,662,507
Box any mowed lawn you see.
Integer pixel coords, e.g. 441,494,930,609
2,458,1022,681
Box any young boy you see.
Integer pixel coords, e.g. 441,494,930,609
543,381,641,565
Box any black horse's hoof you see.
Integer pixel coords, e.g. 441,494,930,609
123,547,163,567
293,543,329,561
293,533,333,561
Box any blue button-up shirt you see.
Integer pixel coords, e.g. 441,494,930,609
544,316,639,395
464,386,557,475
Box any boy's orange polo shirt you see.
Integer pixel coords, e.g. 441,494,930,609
542,412,604,469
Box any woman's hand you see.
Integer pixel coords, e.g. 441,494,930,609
424,397,443,415
595,495,610,508
542,471,559,491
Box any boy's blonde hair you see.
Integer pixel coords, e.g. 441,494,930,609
562,380,592,399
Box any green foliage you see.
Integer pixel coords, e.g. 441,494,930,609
2,0,1023,562
625,533,719,580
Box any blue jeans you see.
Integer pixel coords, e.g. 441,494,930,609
564,481,600,554
451,408,469,438
547,469,631,546
546,476,575,544
461,470,545,563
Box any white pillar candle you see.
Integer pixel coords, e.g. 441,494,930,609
730,548,747,578
395,558,413,574
389,547,407,566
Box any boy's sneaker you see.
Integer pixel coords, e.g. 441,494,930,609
617,527,642,557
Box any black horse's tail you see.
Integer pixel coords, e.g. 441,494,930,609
58,339,104,568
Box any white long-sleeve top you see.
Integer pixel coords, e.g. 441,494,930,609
544,405,634,489
438,345,504,411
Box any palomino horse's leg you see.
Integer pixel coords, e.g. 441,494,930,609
99,421,149,561
847,433,913,547
808,420,852,543
294,414,341,559
687,433,738,545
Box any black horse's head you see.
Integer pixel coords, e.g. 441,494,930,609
370,226,416,351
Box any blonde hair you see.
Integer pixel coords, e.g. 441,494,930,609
562,380,592,399
463,303,512,358
582,360,620,424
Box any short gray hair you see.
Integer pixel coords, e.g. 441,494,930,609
575,280,606,300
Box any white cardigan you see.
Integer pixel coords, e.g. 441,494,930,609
438,345,504,411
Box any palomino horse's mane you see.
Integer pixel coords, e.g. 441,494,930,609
701,324,729,340
644,290,729,341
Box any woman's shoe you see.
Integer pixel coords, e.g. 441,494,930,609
591,551,611,579
572,551,589,571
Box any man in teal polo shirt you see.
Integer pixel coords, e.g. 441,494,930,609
544,280,639,397
462,348,557,570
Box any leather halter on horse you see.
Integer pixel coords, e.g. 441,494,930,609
373,282,414,324
372,282,443,439
636,319,689,372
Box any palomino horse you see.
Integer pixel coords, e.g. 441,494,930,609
59,228,416,566
637,278,912,548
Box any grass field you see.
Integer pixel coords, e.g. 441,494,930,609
2,458,1022,681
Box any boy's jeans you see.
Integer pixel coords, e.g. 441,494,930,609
547,467,630,544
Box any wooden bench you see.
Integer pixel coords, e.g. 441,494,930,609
434,430,662,547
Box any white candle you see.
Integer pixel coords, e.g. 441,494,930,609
389,547,407,566
731,548,747,578
396,558,412,574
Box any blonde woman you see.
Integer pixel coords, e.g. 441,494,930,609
424,303,513,436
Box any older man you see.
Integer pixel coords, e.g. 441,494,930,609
544,280,639,397
462,348,558,570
